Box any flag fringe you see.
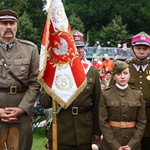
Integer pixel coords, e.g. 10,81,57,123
38,77,87,109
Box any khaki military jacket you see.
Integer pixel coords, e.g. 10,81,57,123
0,38,39,122
40,66,101,145
109,59,150,137
99,85,146,150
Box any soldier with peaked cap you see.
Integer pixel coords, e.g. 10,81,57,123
99,60,146,150
40,30,101,150
109,31,150,150
0,9,39,150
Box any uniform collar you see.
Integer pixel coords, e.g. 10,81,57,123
133,63,148,71
116,83,128,90
0,41,15,51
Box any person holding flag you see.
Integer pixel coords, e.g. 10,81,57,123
38,0,101,149
40,29,101,150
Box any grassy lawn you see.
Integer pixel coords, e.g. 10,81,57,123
32,127,48,150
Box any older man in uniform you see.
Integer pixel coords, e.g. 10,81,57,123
109,31,150,150
40,30,101,150
0,9,39,150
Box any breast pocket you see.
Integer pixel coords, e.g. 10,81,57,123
84,78,94,94
14,58,30,76
106,101,120,118
128,101,141,117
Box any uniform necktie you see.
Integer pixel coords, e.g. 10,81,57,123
139,66,143,72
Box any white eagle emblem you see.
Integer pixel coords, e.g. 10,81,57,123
52,37,69,55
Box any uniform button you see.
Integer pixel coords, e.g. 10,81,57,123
86,86,90,91
139,76,142,79
89,78,92,82
140,87,143,90
122,103,125,107
140,82,142,84
8,77,11,80
122,114,126,118
141,93,143,96
7,55,11,59
111,103,113,105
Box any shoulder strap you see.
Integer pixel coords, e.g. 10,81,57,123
0,53,27,87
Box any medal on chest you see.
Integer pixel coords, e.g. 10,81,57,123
146,70,150,80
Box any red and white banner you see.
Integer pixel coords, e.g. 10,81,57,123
38,0,87,109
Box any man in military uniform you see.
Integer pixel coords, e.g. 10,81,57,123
0,9,39,150
109,31,150,150
40,30,101,150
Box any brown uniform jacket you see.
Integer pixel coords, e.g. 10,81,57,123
0,38,39,122
109,59,150,137
40,66,101,145
99,85,146,150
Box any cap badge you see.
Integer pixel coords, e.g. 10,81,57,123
140,35,146,40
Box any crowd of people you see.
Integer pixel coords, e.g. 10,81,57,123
0,8,150,150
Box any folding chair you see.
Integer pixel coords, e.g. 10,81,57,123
32,99,46,135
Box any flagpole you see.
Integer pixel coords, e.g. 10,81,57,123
52,100,57,150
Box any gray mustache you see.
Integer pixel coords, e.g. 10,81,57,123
4,29,14,36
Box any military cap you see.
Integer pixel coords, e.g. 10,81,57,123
112,60,129,75
131,31,150,46
72,30,85,47
0,9,19,21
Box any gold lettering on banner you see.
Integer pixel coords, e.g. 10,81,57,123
55,74,73,91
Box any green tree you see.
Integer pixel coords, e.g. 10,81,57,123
68,13,85,33
99,16,131,47
0,0,28,13
0,0,47,50
17,12,41,49
64,0,150,46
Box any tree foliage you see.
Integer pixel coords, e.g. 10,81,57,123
17,12,40,48
68,13,85,33
64,0,150,46
0,0,47,50
1,0,150,48
99,16,131,47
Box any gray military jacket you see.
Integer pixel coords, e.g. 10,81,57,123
99,85,146,150
0,38,39,122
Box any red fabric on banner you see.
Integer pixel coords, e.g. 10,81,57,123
38,0,87,108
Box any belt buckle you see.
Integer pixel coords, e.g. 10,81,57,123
120,122,126,128
10,86,17,94
72,107,78,115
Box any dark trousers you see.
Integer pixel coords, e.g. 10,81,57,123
49,142,92,150
141,137,150,150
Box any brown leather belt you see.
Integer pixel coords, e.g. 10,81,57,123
0,86,27,94
109,121,136,128
61,105,92,115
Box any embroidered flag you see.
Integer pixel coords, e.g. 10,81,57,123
38,0,87,109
